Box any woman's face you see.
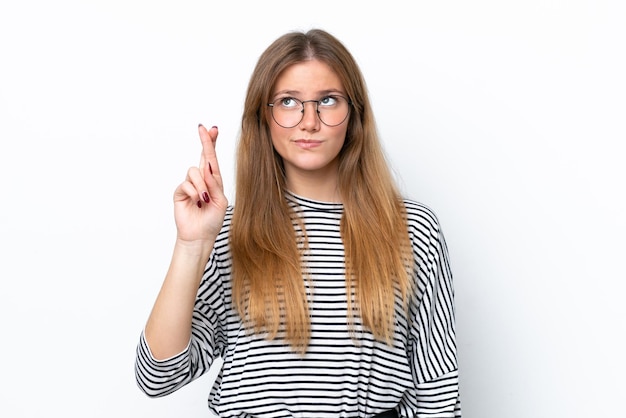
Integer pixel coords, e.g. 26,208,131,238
268,59,349,187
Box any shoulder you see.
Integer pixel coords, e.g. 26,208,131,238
402,199,453,278
212,205,235,255
217,205,235,232
402,198,443,237
225,205,235,221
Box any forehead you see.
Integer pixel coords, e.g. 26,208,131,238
272,59,344,95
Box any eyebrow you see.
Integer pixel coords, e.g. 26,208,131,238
272,89,346,98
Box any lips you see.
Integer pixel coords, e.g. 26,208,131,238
293,139,323,149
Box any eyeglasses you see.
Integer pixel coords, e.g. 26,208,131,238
268,95,352,128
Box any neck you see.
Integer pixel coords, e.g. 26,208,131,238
285,166,341,203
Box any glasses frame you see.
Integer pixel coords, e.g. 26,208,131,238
267,95,352,128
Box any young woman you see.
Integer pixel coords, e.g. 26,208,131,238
135,29,461,418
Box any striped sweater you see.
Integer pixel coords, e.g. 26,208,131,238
135,193,462,417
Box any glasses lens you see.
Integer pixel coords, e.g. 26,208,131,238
270,96,350,128
271,97,302,128
318,96,350,127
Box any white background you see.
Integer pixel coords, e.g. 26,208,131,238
1,1,624,417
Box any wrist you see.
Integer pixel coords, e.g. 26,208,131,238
173,237,215,258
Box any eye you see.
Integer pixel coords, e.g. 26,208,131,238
279,97,300,109
318,96,338,107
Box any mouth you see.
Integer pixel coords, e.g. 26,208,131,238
293,139,323,149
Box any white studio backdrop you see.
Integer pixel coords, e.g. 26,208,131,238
1,1,624,417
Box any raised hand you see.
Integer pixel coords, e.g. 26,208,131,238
173,124,228,244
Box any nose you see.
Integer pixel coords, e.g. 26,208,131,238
299,100,321,130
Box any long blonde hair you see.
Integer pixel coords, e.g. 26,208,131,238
231,29,412,352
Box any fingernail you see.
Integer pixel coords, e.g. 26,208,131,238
198,123,204,128
196,200,202,208
209,162,213,175
202,192,210,203
211,125,218,130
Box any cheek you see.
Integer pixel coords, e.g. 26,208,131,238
269,125,282,148
334,127,349,148
269,126,292,160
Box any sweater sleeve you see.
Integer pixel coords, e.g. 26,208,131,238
134,248,227,397
404,204,462,417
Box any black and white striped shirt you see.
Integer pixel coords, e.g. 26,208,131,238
136,193,461,417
